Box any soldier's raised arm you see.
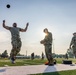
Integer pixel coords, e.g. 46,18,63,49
20,22,29,32
2,20,11,30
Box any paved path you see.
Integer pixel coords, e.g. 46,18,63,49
0,64,76,75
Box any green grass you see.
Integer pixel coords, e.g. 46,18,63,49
0,58,47,67
31,70,76,75
0,58,76,75
0,58,76,67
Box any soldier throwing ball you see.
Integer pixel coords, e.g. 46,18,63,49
2,20,29,64
40,28,54,66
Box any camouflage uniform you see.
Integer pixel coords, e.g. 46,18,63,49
41,32,53,64
70,36,76,58
10,27,22,60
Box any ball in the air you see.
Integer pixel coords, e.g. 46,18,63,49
6,4,10,8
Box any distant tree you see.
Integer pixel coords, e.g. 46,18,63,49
55,54,64,58
52,53,56,58
1,50,8,58
35,55,40,59
65,53,68,59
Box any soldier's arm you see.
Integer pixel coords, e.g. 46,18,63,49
69,37,74,48
44,33,52,44
2,20,11,30
40,36,47,44
19,22,29,32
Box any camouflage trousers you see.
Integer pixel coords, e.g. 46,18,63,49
45,44,53,64
72,45,76,58
10,38,22,59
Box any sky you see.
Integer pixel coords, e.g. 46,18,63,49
0,0,76,56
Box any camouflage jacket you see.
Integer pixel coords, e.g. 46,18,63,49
70,36,76,46
43,32,52,45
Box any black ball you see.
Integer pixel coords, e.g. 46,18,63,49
6,4,10,8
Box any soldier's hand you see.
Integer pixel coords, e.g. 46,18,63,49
26,22,29,27
3,20,5,23
40,40,44,44
40,41,42,44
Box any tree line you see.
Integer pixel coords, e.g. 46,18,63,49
0,49,75,59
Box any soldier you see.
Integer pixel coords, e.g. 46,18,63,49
69,32,76,58
41,52,44,60
31,52,34,60
65,53,68,59
2,20,29,64
40,28,54,66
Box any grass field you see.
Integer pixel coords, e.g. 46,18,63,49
0,58,46,66
0,58,76,67
0,58,76,75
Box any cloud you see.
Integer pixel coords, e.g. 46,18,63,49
0,31,10,42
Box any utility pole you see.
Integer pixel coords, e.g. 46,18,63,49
26,50,27,57
53,39,55,53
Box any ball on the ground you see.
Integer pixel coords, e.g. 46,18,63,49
6,4,10,8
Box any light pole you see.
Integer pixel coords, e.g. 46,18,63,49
26,50,27,57
53,39,55,53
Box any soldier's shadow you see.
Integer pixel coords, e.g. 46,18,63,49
42,65,59,75
0,68,6,72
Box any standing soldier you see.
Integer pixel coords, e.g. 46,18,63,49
69,32,76,58
41,52,44,60
40,28,54,66
2,20,29,64
31,52,34,60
